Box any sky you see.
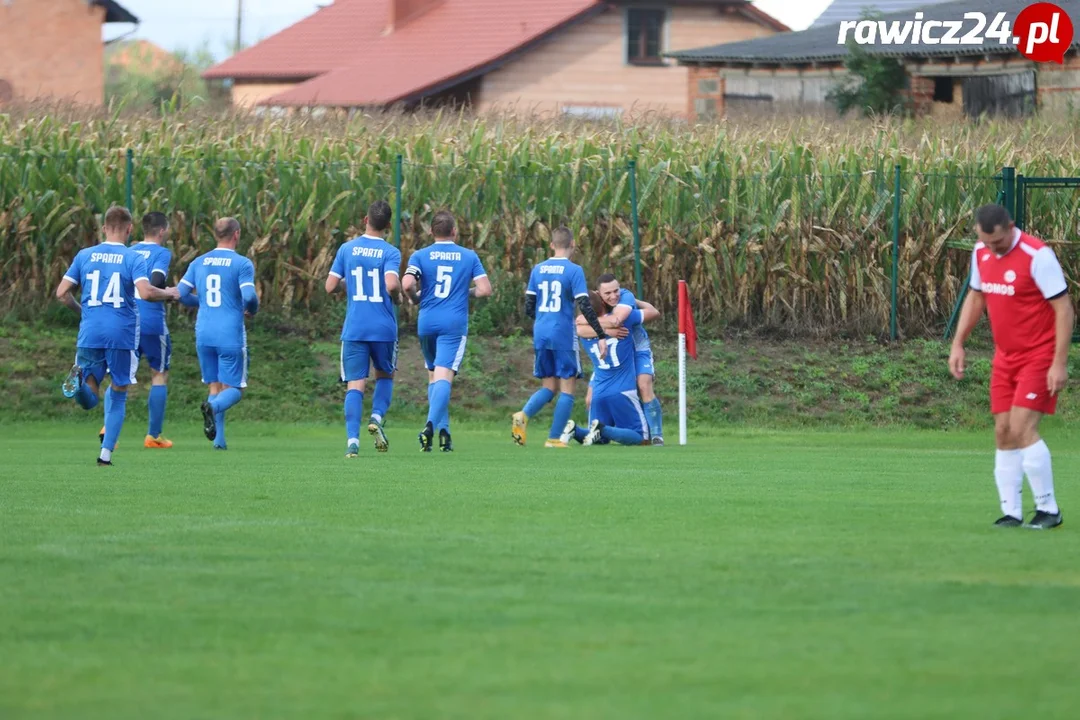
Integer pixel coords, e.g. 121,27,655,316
108,0,833,59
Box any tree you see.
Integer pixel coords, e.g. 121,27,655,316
105,40,221,113
826,13,908,118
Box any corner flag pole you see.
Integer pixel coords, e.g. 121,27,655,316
677,280,696,446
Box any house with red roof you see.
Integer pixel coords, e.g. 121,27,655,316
203,0,787,118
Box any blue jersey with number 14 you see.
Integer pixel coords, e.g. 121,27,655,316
582,310,643,397
406,241,487,336
526,258,589,351
63,241,149,350
180,248,256,348
330,235,401,342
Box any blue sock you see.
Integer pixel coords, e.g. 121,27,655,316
102,388,127,450
147,384,167,437
522,387,555,418
644,398,663,438
601,426,643,446
429,380,452,432
550,393,575,440
573,424,589,443
371,379,392,423
208,393,226,448
345,389,363,441
211,387,243,414
75,381,98,410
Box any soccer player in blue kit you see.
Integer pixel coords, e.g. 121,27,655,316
130,211,175,448
325,200,402,457
56,206,179,465
563,292,659,446
178,218,259,450
402,210,492,452
511,227,611,447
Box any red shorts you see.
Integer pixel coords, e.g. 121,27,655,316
990,349,1057,415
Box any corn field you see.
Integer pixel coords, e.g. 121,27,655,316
2,107,1079,337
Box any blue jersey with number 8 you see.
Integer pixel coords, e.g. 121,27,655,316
63,241,149,350
526,258,589,351
180,248,256,348
406,241,487,336
581,310,643,397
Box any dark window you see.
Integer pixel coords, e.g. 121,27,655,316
627,9,665,65
933,77,954,103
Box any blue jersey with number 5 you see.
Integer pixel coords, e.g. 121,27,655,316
330,235,401,342
581,310,643,397
180,248,256,348
63,241,149,350
406,241,487,336
526,258,589,351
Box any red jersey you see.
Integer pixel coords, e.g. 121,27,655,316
970,229,1068,356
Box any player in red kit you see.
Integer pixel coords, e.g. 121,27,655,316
950,204,1074,529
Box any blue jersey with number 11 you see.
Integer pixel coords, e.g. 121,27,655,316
526,258,589,351
63,241,149,350
406,241,487,336
330,235,401,342
180,248,256,348
582,310,643,397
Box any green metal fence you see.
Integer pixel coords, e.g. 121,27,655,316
2,149,1076,340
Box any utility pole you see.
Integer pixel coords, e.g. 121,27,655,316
235,0,244,54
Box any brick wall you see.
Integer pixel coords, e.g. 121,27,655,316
905,75,934,117
687,66,724,121
0,0,106,106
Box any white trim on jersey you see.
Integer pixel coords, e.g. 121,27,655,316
622,389,649,436
134,276,149,284
473,273,488,280
159,334,168,373
525,290,537,296
451,336,468,372
574,292,588,299
62,275,76,284
180,278,194,287
240,347,249,388
969,247,982,291
384,270,400,276
328,271,343,279
1030,246,1069,299
339,343,346,382
239,282,255,289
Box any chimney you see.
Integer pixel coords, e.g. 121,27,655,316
387,0,443,33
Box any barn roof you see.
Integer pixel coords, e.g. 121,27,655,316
669,0,1080,65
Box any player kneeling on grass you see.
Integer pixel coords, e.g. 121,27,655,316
562,292,659,446
56,206,180,466
950,203,1074,530
178,218,259,451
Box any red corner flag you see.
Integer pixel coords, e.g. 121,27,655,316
678,280,697,359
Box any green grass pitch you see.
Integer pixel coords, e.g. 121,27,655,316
3,421,1080,719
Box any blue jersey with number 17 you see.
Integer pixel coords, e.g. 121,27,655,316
406,241,487,336
180,248,256,348
526,258,589,351
63,241,149,350
330,235,401,342
581,310,643,397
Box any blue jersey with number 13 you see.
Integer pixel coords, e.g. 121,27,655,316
526,258,589,351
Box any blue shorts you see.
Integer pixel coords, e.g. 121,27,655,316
137,332,172,373
341,340,398,382
590,390,648,437
420,334,468,373
533,346,581,380
77,347,138,387
634,348,655,377
197,345,248,388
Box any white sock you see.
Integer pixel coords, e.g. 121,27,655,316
348,437,359,446
99,447,112,462
994,449,1024,520
371,414,383,424
1022,440,1059,514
